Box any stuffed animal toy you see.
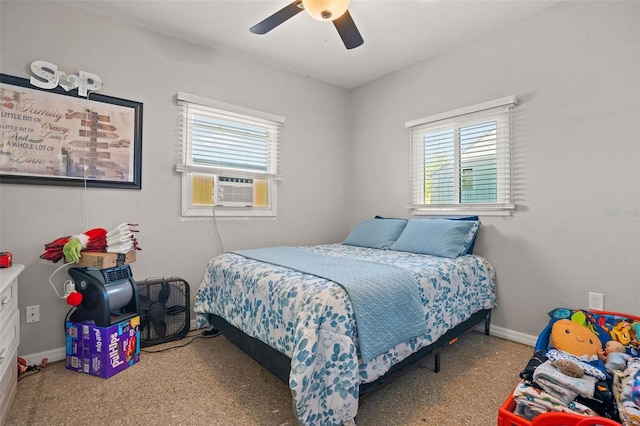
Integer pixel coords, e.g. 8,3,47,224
611,321,633,346
551,319,602,359
598,340,632,373
551,359,584,378
548,318,609,379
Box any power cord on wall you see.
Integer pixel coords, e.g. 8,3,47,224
48,261,75,300
80,90,98,230
211,203,225,254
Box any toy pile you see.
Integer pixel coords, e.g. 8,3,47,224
513,308,640,425
40,223,140,263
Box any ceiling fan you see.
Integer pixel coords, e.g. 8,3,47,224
250,0,364,50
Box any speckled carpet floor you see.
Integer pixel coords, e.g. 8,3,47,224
7,330,532,426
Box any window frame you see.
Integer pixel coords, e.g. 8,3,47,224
406,96,517,216
176,92,284,219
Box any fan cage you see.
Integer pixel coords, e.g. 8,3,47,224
137,277,190,347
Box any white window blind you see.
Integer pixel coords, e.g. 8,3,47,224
176,92,284,218
406,96,517,215
177,92,283,179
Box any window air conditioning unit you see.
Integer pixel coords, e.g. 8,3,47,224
213,176,254,207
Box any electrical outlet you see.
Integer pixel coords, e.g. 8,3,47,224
26,305,40,323
588,292,604,311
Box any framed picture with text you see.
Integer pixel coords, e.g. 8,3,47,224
0,73,143,189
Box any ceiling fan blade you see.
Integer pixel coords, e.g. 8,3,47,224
333,10,363,49
250,0,304,35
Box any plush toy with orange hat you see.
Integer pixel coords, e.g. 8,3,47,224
551,318,603,359
543,313,610,379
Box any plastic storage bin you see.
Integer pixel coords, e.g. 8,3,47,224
498,307,640,426
498,392,620,425
498,392,528,426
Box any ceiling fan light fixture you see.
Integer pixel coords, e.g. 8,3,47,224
302,0,350,22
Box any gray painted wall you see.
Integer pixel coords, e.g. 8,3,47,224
1,1,638,358
349,1,640,337
0,1,352,357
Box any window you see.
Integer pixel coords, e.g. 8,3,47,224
406,96,517,216
176,92,284,218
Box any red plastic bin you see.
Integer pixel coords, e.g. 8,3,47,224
498,391,621,425
498,392,529,426
498,308,639,426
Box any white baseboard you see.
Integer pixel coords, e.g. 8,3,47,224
491,325,538,347
21,318,201,365
21,347,67,366
22,324,536,366
477,323,538,347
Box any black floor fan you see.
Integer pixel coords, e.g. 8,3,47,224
137,277,190,347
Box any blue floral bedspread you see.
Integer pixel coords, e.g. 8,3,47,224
193,244,496,425
234,246,428,364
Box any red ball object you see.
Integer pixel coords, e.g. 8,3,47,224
66,291,83,307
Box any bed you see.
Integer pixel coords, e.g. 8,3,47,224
194,217,497,425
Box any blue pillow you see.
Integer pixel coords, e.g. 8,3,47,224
447,216,479,254
343,218,407,249
376,215,479,254
389,219,480,258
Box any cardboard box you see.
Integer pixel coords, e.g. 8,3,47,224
74,250,136,269
65,316,140,378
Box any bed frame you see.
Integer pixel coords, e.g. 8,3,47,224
208,308,491,401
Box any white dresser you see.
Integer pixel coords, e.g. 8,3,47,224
0,264,23,426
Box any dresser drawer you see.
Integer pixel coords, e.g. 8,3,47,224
0,309,19,376
0,265,22,426
0,345,17,426
0,273,18,328
0,310,19,425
